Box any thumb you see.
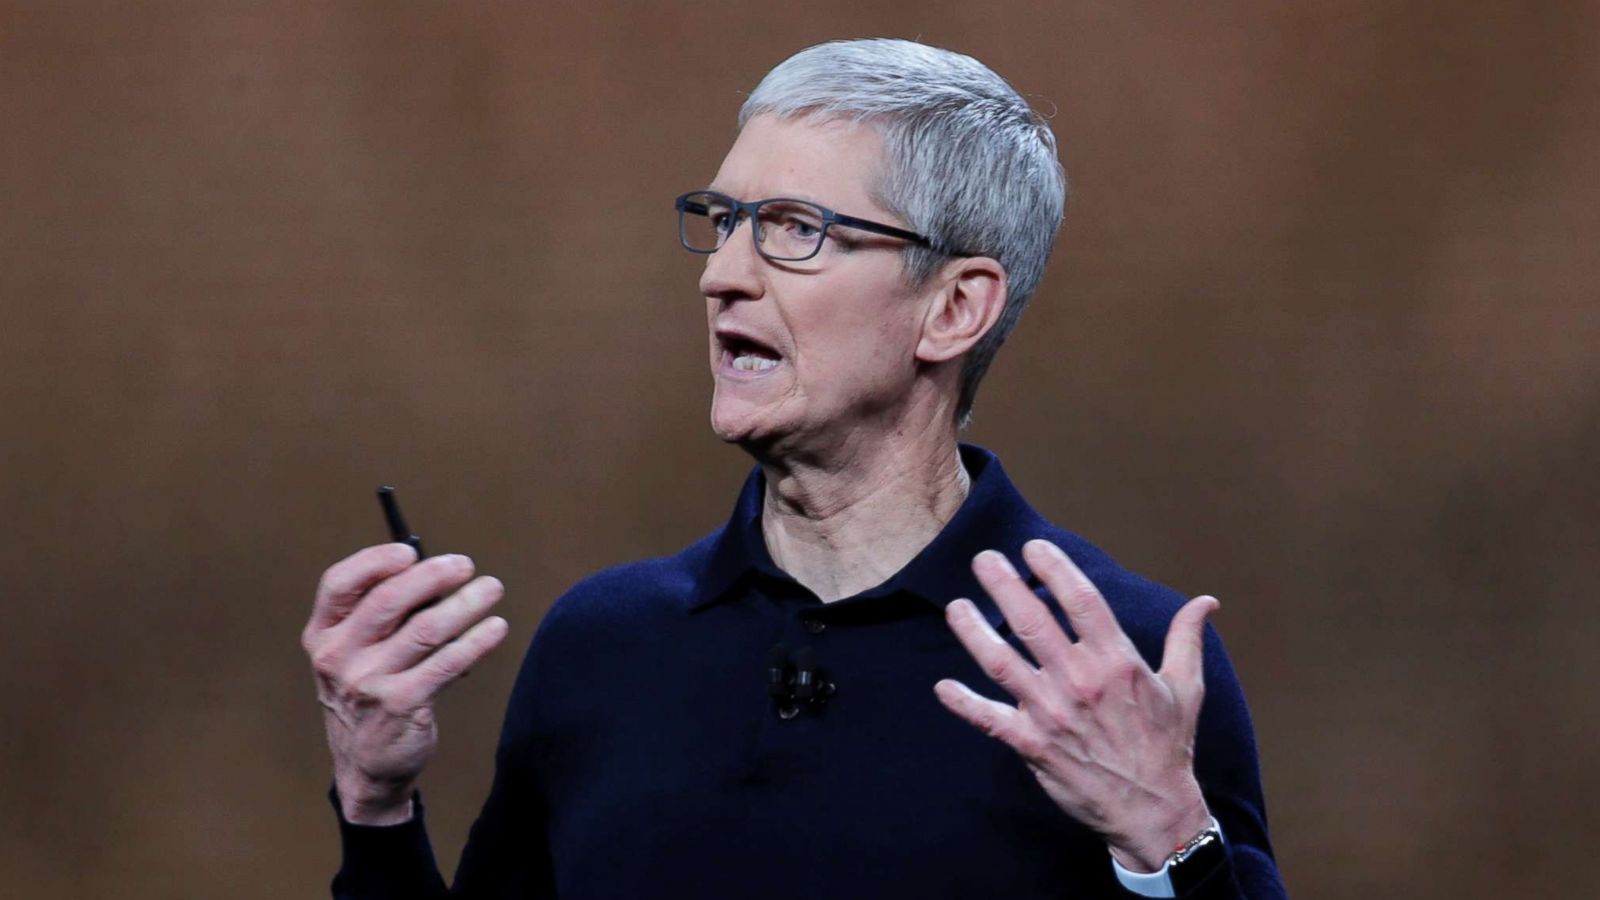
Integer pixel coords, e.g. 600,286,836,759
1159,595,1220,703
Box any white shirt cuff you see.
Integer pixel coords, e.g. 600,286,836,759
1110,817,1224,898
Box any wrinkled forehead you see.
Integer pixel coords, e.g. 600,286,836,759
709,113,891,215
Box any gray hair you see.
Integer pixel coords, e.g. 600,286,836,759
740,39,1067,427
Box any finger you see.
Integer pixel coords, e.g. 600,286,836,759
933,678,1035,754
970,550,1074,671
309,543,418,631
362,575,506,675
1022,539,1124,649
338,554,477,647
392,614,511,703
943,597,1045,705
1158,594,1220,700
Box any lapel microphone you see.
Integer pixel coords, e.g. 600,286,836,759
767,644,836,719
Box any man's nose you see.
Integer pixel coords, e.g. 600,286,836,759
699,214,765,302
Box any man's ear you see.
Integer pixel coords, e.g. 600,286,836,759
916,257,1008,364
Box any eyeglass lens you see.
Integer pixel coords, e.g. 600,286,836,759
679,192,827,261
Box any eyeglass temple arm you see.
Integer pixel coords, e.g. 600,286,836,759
828,212,928,246
828,212,975,256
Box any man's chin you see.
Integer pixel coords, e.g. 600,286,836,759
710,406,786,456
710,414,769,448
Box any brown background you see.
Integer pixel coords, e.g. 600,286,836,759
3,2,1597,897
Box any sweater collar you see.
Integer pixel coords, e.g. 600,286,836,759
688,444,1049,631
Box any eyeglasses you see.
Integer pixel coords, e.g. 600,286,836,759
674,190,966,263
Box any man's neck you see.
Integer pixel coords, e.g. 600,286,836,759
758,424,970,603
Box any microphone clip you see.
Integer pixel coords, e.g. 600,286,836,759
767,644,836,719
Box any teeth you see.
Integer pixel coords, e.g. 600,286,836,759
733,354,780,372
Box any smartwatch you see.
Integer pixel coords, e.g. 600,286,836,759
1168,819,1227,895
1111,818,1228,898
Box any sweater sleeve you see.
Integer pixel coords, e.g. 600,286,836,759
328,788,449,900
327,741,555,899
1182,623,1288,899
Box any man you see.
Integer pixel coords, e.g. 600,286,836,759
303,39,1287,898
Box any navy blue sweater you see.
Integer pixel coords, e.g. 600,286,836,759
331,446,1286,898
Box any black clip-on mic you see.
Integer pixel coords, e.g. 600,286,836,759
768,644,836,719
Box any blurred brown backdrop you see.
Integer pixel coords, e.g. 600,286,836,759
2,1,1597,897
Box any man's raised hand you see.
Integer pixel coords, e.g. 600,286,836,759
934,538,1218,873
301,544,509,825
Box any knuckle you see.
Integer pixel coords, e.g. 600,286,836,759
983,658,1014,685
352,678,406,716
1012,730,1047,760
315,569,346,602
407,704,437,729
1081,682,1108,706
309,643,345,677
335,675,379,709
379,693,416,718
1065,587,1099,614
1064,671,1105,706
407,618,445,652
366,588,414,625
375,691,410,717
1035,698,1072,734
422,650,464,684
974,712,1002,739
1107,656,1142,684
1010,613,1051,642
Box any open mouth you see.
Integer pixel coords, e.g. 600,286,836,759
719,333,783,373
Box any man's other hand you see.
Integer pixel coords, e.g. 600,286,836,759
934,539,1217,873
301,544,509,825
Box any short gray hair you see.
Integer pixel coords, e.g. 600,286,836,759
740,39,1067,427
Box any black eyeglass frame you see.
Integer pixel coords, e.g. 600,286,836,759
674,190,972,262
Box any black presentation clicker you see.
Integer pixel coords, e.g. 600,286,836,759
377,485,427,559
